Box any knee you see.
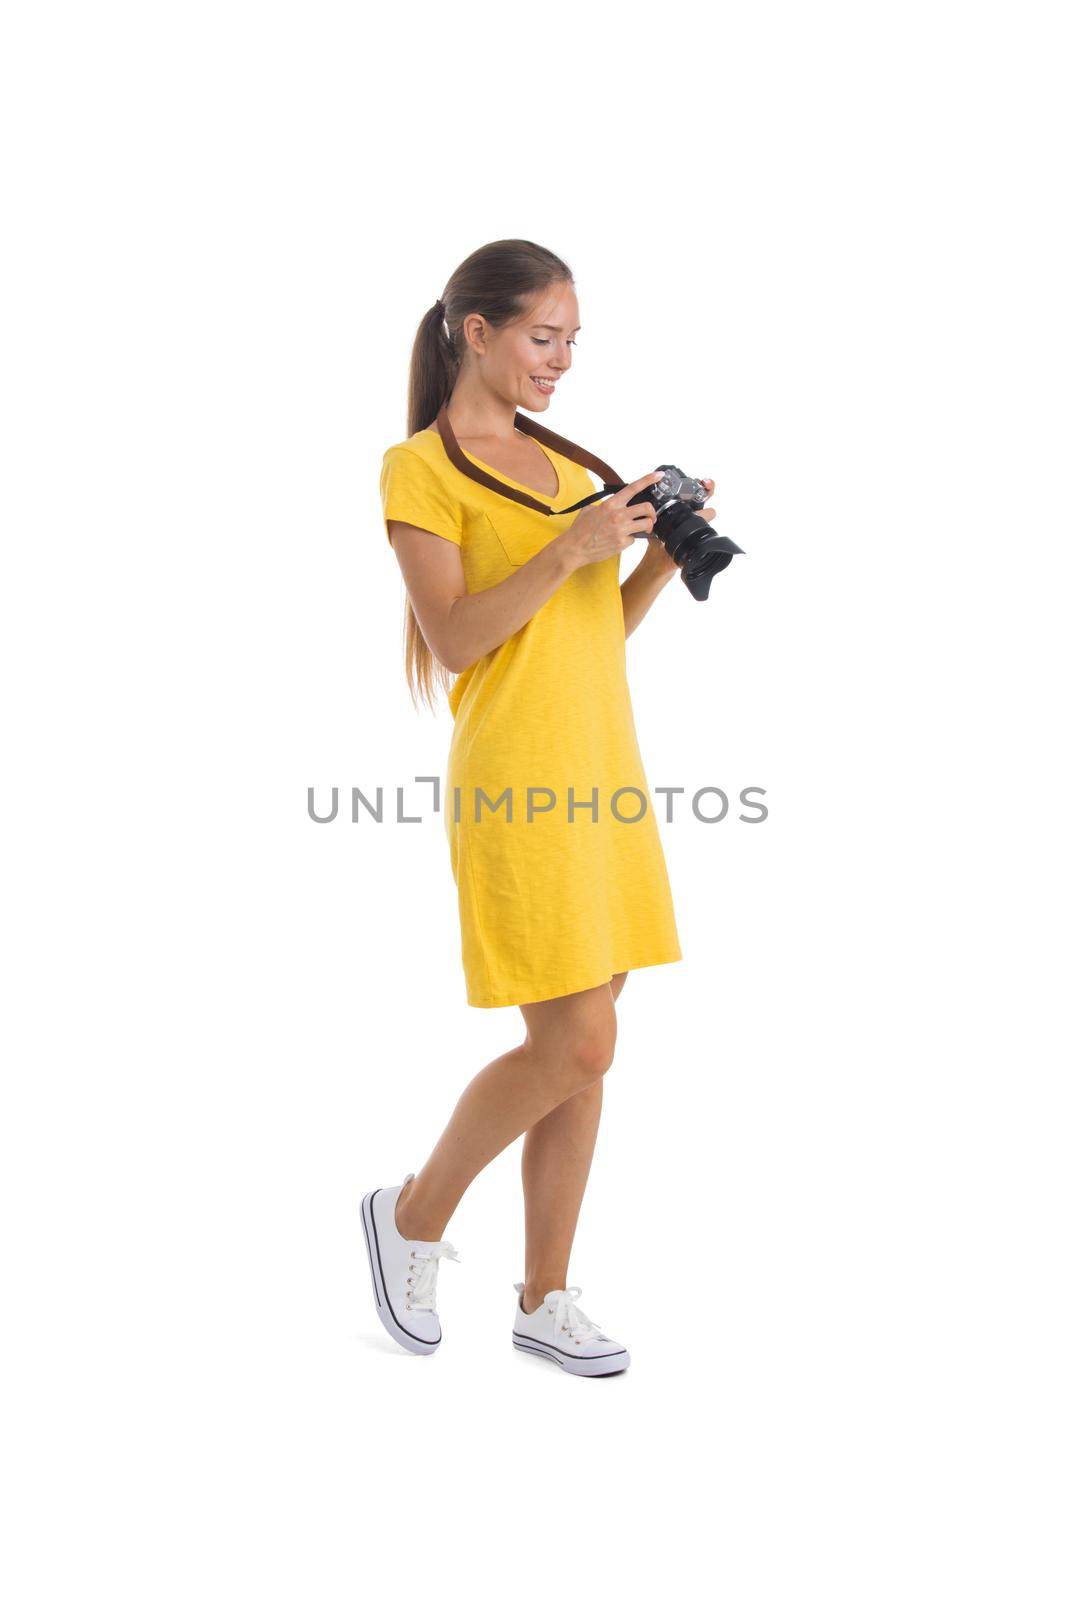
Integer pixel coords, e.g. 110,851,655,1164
522,992,618,1092
566,1018,616,1086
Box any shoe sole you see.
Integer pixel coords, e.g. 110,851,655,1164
512,1333,630,1377
360,1188,441,1356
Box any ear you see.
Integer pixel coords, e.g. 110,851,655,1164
461,311,490,357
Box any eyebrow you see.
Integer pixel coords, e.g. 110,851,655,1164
532,323,581,333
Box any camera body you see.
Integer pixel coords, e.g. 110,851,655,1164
627,465,744,601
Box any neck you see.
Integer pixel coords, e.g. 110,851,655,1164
444,373,520,444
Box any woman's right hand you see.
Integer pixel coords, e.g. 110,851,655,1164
557,470,665,570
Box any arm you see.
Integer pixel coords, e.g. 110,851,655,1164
388,522,578,674
619,477,718,639
388,468,667,676
620,541,679,639
390,467,668,672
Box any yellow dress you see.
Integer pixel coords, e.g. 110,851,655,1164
380,425,682,1008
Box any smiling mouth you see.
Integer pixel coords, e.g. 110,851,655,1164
530,376,556,389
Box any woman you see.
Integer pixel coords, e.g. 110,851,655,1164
362,239,717,1377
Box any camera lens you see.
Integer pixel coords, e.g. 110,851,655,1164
657,503,744,602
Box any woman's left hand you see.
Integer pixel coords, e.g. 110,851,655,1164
638,477,716,577
695,478,716,521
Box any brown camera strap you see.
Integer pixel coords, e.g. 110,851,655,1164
434,401,624,517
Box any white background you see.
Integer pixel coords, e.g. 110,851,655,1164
3,2,1064,1595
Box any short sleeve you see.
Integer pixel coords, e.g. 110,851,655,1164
380,445,463,549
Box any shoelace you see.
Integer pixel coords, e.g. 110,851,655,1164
406,1241,460,1312
543,1286,606,1346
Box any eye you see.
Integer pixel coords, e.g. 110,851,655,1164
532,337,578,347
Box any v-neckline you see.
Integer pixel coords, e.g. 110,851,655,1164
432,427,563,505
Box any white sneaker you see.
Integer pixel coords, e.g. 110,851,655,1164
360,1174,460,1355
512,1282,631,1377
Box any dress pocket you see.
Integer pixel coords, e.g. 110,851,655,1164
484,505,563,569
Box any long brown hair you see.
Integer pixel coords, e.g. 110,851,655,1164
399,238,574,708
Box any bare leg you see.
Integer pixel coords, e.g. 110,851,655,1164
519,971,628,1313
394,981,619,1242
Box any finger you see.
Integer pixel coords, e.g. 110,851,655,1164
616,469,665,500
701,478,715,495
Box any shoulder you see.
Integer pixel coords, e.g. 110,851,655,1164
380,431,453,485
382,428,441,463
379,431,463,543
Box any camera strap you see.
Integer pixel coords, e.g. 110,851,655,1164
434,401,624,517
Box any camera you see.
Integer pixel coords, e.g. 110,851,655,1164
627,466,744,601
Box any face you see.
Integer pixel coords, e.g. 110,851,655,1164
463,281,580,411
